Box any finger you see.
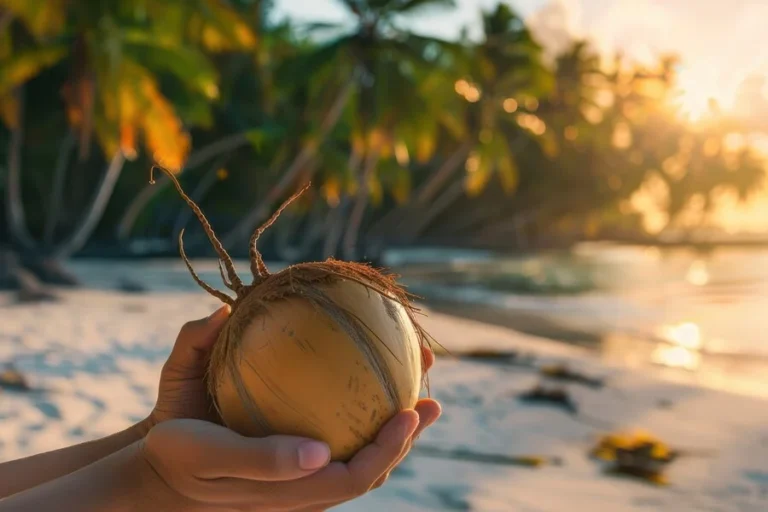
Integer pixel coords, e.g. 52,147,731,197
167,305,231,371
262,409,420,507
371,399,442,488
412,399,441,440
421,345,435,371
148,420,331,483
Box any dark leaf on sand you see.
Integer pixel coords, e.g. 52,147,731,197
539,364,605,389
413,444,561,468
0,364,32,391
456,349,537,369
517,384,578,414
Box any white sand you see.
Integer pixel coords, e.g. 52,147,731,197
2,289,768,511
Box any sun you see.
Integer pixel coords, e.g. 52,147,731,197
672,65,737,122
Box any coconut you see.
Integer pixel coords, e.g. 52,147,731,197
151,167,434,461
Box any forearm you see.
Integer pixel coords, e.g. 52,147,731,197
0,442,146,512
0,417,151,498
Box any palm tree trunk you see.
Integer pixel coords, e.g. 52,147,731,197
53,152,126,259
43,132,76,246
170,156,227,240
6,87,35,250
403,179,465,243
220,77,356,248
323,146,364,259
323,197,350,259
471,210,536,248
367,141,471,238
116,132,253,241
403,137,530,243
342,149,380,261
415,140,473,204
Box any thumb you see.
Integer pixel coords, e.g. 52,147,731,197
190,424,332,482
168,305,231,366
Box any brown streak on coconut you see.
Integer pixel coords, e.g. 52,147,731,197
149,166,434,461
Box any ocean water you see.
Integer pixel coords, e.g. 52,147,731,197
67,243,768,399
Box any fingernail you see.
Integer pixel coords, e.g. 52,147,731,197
207,305,230,321
298,441,331,470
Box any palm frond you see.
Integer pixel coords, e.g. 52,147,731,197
0,45,68,95
0,0,66,39
122,29,219,100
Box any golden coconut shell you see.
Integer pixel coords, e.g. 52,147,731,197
212,277,424,461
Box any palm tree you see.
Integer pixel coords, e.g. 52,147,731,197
0,0,255,289
368,3,552,246
218,0,458,260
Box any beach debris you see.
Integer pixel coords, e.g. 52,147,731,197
413,444,562,468
116,277,148,294
539,363,604,389
429,485,473,511
517,383,577,414
516,383,616,430
0,363,32,391
458,348,538,368
462,348,520,361
590,430,678,485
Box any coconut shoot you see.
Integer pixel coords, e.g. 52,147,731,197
150,166,434,461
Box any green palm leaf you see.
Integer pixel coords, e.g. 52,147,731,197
0,45,68,94
121,29,219,100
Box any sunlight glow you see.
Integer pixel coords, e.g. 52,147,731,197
455,79,481,102
661,322,702,349
503,98,519,113
652,322,703,371
686,259,710,286
673,66,737,122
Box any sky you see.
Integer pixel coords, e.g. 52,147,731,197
272,0,768,233
273,0,768,118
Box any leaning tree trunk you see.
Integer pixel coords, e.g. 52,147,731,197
116,132,253,241
6,87,35,250
43,132,76,245
323,196,351,260
53,152,126,259
366,141,471,240
275,199,327,263
342,149,380,261
322,145,364,259
221,77,356,249
1,87,62,300
403,179,465,243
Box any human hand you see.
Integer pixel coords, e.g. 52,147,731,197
139,305,232,434
136,402,440,512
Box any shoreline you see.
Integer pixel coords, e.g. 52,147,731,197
2,289,768,510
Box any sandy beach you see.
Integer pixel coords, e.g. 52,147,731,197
2,286,768,511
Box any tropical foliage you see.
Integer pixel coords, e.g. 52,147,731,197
0,0,765,268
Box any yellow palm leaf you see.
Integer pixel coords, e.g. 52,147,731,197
0,0,66,39
322,177,342,208
369,175,383,207
139,78,190,171
391,168,411,205
497,151,519,194
464,152,491,197
416,132,436,163
0,93,18,128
